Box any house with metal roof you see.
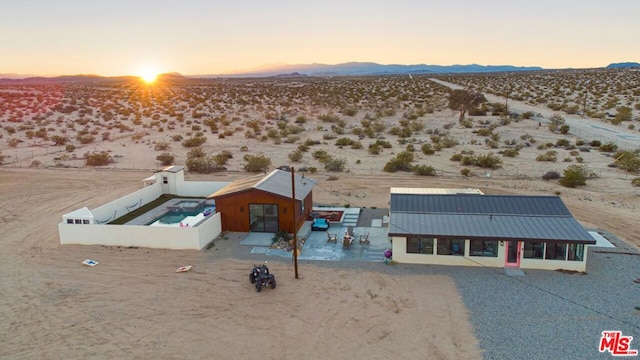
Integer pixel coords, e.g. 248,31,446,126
388,188,596,271
209,169,317,234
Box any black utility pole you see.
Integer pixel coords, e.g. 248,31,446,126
290,167,299,279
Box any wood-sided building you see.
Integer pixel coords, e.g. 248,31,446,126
209,169,316,234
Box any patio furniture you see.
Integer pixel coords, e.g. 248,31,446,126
342,234,353,249
358,233,370,245
327,232,338,243
311,217,330,231
346,225,355,237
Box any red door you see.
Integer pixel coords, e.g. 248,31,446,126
505,241,521,267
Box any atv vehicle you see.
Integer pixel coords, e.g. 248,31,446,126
249,263,276,292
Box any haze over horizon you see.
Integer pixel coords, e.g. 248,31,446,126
1,0,639,77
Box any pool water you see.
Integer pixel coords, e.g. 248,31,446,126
156,210,200,224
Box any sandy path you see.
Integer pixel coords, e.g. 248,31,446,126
0,169,481,359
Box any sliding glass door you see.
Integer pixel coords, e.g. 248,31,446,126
249,204,279,232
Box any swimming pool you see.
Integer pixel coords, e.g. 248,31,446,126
155,210,201,224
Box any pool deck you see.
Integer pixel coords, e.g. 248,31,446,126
125,198,216,226
240,208,391,262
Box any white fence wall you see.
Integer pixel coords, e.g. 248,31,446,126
91,182,163,224
59,212,222,250
177,181,229,198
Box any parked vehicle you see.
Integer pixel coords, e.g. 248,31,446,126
249,263,276,292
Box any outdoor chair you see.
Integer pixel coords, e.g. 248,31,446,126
346,225,355,237
342,234,353,249
327,232,338,243
358,233,370,245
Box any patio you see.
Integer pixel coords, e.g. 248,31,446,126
239,208,391,262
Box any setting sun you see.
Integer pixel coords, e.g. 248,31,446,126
139,69,159,84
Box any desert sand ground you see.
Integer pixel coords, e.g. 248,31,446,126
1,168,483,359
1,73,639,359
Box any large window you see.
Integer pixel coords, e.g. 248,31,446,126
249,203,279,232
407,237,434,255
523,241,545,259
437,239,465,256
469,240,498,257
567,243,585,261
545,242,567,260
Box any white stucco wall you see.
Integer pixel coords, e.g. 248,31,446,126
391,236,588,271
177,181,229,197
91,182,163,223
59,212,221,250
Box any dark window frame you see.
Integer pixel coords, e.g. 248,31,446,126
437,238,465,256
469,239,498,257
407,237,435,255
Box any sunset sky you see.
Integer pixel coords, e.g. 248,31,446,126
2,0,639,77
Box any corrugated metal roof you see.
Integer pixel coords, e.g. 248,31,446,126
390,194,571,216
388,213,595,243
159,165,184,173
390,187,484,195
209,169,317,200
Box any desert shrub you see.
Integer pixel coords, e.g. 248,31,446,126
171,134,183,142
312,149,331,163
555,139,571,148
187,147,206,159
30,160,41,167
368,143,382,155
288,149,303,162
351,141,363,150
613,150,640,173
559,165,589,188
461,156,476,166
213,152,232,166
383,151,415,172
294,116,307,124
500,148,519,157
413,165,437,176
324,157,347,172
154,141,170,151
522,111,535,119
563,157,573,162
0,152,6,165
589,140,601,147
322,133,336,140
536,150,558,162
318,113,340,123
243,154,272,172
575,139,585,146
631,178,640,187
450,153,463,162
84,151,113,166
598,142,618,153
542,171,560,180
240,145,249,152
475,128,493,137
335,137,353,146
475,153,503,169
460,168,471,177
50,135,68,146
440,135,459,148
156,153,175,166
284,135,300,144
182,135,206,148
65,144,76,153
559,125,570,134
418,143,433,155
77,134,95,144
186,156,225,173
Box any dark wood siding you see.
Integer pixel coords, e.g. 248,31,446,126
214,189,313,233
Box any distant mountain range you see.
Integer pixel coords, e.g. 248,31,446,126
606,62,640,69
1,62,638,82
211,62,544,77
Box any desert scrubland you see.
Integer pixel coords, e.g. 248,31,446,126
1,70,639,358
